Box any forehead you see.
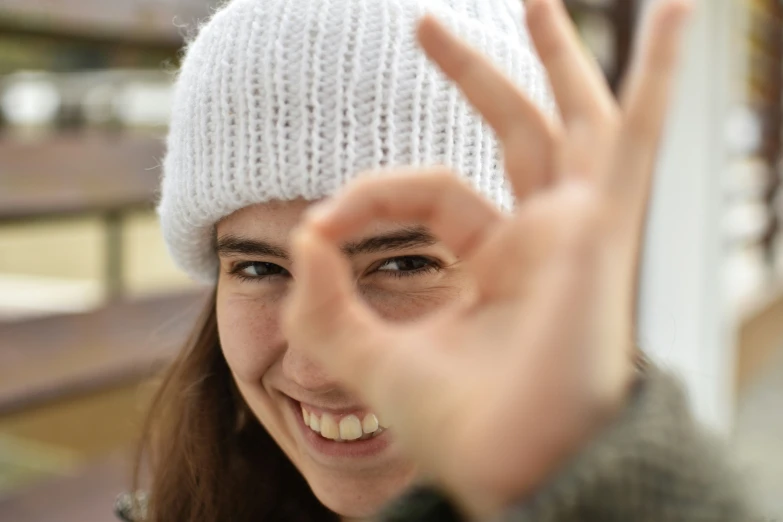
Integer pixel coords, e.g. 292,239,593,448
215,199,412,243
217,199,311,238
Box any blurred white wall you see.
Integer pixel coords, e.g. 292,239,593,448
638,0,739,434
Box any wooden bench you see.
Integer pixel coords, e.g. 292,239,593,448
0,290,207,516
0,132,164,299
0,0,209,44
0,290,208,418
0,291,207,470
0,130,212,505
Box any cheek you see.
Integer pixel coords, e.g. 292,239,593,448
216,295,283,383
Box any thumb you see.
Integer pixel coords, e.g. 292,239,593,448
282,227,390,393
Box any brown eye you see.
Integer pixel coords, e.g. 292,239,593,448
375,256,441,277
234,262,290,280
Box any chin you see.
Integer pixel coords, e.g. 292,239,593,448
309,484,387,519
304,466,417,519
321,497,381,519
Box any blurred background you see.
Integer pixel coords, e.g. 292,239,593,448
0,0,781,520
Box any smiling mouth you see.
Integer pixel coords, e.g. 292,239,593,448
298,403,389,442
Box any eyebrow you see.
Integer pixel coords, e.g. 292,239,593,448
215,226,438,261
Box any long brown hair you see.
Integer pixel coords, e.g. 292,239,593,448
133,289,339,521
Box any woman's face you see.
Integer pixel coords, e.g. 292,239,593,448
215,199,472,518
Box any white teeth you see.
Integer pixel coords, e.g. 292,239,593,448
309,412,320,432
301,406,385,441
339,415,363,441
362,413,379,434
320,413,340,440
377,412,390,429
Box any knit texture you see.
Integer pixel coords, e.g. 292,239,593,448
159,0,553,282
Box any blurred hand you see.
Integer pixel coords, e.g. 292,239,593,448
283,0,691,517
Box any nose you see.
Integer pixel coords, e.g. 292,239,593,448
281,339,341,393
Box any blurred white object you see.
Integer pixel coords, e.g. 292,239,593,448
113,82,172,127
1,69,173,132
0,73,61,127
0,274,103,321
724,200,772,243
725,243,769,314
724,105,763,156
82,83,120,125
639,0,740,434
723,157,771,200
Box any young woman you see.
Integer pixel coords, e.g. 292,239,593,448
116,0,757,520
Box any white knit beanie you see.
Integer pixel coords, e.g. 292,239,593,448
159,0,553,283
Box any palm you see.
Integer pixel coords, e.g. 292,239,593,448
371,185,628,507
283,0,690,516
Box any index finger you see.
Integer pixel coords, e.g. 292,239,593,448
305,167,504,260
526,0,616,124
417,16,557,199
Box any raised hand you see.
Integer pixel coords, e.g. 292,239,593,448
282,0,691,517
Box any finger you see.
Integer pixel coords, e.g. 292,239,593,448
608,1,691,323
283,228,394,393
526,0,615,126
305,168,504,260
610,0,692,217
417,15,557,199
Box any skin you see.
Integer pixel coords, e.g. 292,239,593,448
213,0,690,519
215,199,474,518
